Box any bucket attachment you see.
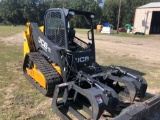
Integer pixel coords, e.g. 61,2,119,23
113,93,160,120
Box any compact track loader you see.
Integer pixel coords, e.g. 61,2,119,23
23,8,160,120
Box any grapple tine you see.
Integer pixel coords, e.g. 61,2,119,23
71,83,103,120
108,75,137,104
75,100,92,116
68,106,86,120
52,84,71,120
122,81,136,104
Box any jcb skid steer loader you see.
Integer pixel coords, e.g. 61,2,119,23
23,8,160,120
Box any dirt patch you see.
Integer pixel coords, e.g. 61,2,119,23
0,84,18,116
76,33,160,64
16,98,60,120
0,33,23,45
3,84,18,106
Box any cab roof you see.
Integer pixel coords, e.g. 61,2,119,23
46,8,95,19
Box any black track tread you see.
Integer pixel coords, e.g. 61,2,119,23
24,52,61,95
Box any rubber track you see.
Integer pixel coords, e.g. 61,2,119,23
25,52,61,95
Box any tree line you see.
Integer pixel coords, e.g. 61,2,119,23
0,0,158,28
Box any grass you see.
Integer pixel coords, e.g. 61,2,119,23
75,28,151,38
0,41,55,120
0,25,25,38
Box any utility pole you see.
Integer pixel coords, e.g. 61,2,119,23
117,0,122,34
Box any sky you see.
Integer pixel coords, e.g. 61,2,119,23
100,0,105,7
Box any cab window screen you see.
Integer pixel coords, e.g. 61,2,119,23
45,11,65,47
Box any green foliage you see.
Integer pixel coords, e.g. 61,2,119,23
0,0,50,25
0,0,102,27
102,0,119,26
0,0,158,27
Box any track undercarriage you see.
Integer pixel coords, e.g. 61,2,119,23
23,52,61,96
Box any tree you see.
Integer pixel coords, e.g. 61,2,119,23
0,0,26,24
102,0,119,27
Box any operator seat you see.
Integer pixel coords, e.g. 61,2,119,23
68,27,76,51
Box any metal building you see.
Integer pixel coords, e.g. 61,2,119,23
133,2,160,35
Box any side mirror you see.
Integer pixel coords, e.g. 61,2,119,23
87,30,92,40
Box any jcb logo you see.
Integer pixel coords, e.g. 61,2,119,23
38,37,48,50
75,56,89,63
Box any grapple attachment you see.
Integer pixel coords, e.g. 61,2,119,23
52,72,119,120
51,68,151,120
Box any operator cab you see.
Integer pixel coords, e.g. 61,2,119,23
44,8,95,52
44,8,96,68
